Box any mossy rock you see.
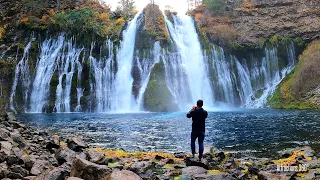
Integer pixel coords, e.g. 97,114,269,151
143,60,178,112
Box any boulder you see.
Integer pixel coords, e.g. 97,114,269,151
67,136,88,152
0,141,12,155
184,157,208,169
55,146,76,165
0,128,10,141
5,112,16,122
10,165,28,177
155,155,165,161
6,155,19,165
129,160,153,175
108,170,142,180
35,166,70,180
0,162,8,179
181,166,207,177
70,157,111,180
174,152,187,159
46,135,60,150
30,160,52,175
87,149,105,164
20,155,36,170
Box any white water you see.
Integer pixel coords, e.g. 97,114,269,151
164,14,214,109
111,12,142,113
29,35,65,113
10,40,33,112
54,40,83,112
136,41,161,110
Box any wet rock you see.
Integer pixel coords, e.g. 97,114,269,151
155,155,165,161
30,160,52,175
7,155,19,165
5,112,16,122
228,169,247,179
87,149,105,164
10,165,28,177
7,171,24,179
185,157,208,169
181,166,207,177
46,135,60,150
67,136,88,152
20,155,36,170
70,157,111,179
163,159,172,165
130,160,153,175
55,146,76,165
215,152,226,162
174,152,187,159
108,170,142,180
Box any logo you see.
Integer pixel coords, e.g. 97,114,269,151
277,164,308,172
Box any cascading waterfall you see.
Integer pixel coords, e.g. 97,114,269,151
136,41,161,109
89,40,115,112
164,14,214,109
112,12,142,112
29,35,65,112
54,40,83,113
10,11,298,113
10,40,33,112
206,42,296,107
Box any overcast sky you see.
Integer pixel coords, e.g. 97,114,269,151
104,0,189,14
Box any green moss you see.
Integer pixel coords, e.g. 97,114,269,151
108,162,119,168
143,60,178,112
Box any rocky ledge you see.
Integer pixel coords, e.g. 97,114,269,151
1,112,320,180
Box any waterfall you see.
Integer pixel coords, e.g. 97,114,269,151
90,40,115,112
164,14,214,109
29,35,65,113
206,43,296,108
136,42,161,109
54,40,83,113
10,40,33,112
111,12,142,112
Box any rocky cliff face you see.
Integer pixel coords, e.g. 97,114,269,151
232,0,320,44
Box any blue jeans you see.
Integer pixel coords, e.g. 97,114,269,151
191,132,205,159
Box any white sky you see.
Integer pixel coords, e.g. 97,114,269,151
103,0,189,14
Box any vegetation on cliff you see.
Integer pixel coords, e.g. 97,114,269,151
268,40,320,109
143,60,178,112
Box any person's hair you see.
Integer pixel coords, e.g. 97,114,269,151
197,99,203,107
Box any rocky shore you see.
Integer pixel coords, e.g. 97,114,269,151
1,112,320,180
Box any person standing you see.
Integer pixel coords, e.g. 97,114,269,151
186,99,208,160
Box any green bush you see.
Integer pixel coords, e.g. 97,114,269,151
203,0,226,15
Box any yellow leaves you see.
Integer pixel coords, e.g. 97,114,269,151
273,150,306,166
0,24,8,40
60,142,67,147
48,9,56,16
99,13,108,21
207,170,222,175
116,17,124,25
19,17,29,23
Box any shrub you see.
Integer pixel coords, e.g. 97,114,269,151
202,0,227,16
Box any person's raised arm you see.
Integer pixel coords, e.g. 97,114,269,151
186,106,196,118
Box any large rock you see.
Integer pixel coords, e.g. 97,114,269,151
107,170,142,180
67,136,88,152
55,146,76,165
33,166,70,180
20,155,36,170
87,149,105,164
181,166,207,177
46,135,60,150
185,157,208,169
10,165,28,177
30,160,52,175
129,160,153,175
70,157,111,180
0,141,12,155
5,112,16,122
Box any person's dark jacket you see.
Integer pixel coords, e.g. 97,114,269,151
186,107,208,133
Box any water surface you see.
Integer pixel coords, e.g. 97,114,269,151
17,109,320,158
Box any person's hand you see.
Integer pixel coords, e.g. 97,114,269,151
191,106,196,110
